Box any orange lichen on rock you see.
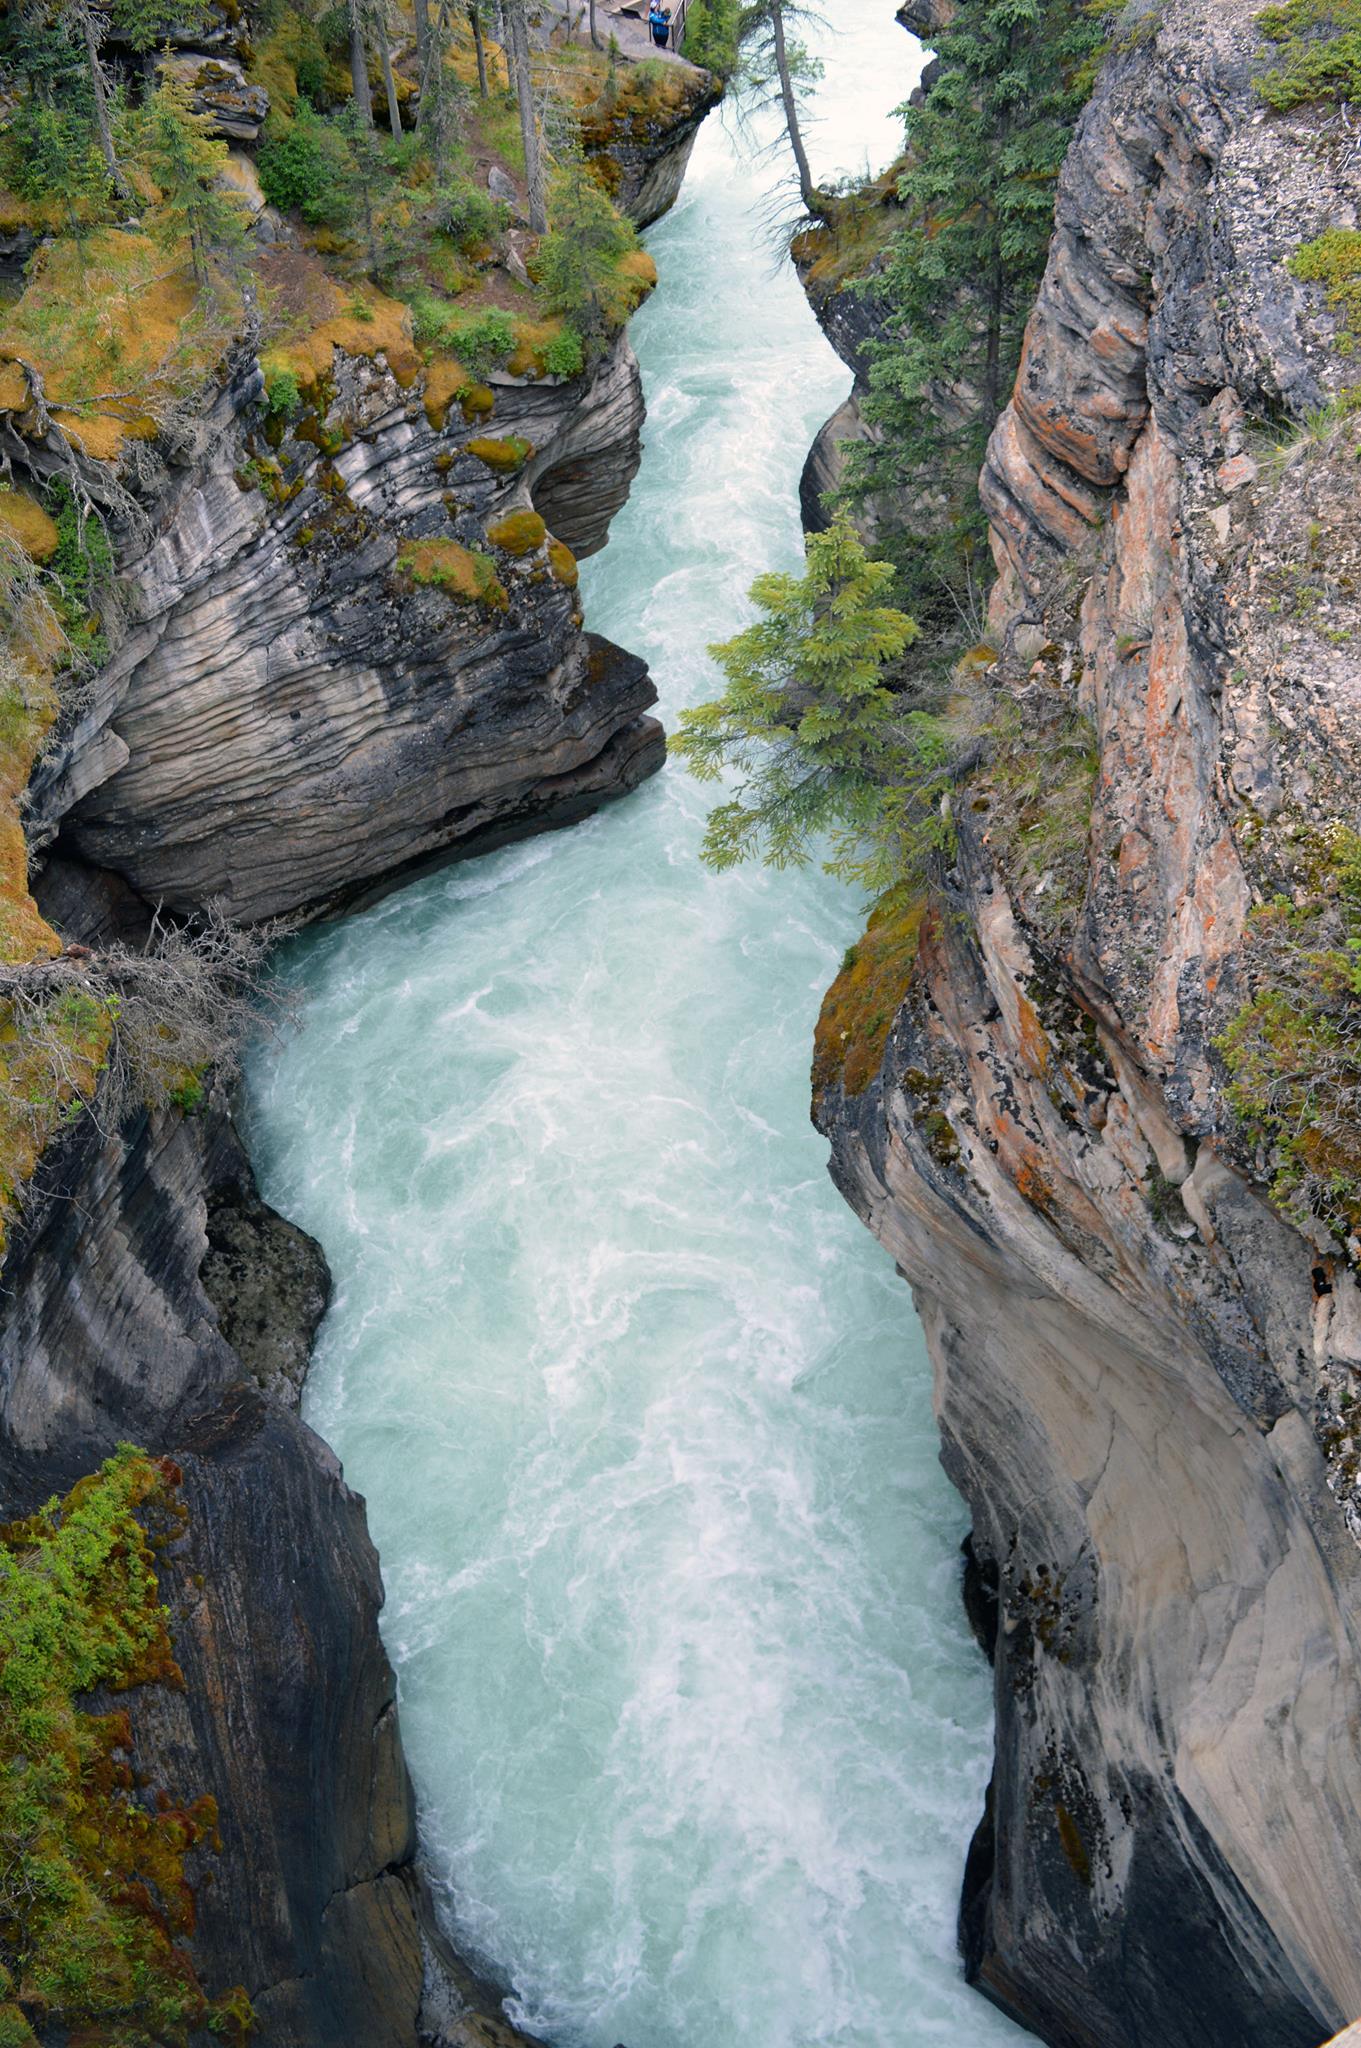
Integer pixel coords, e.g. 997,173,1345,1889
547,538,579,588
812,889,927,1102
396,536,509,611
486,509,547,555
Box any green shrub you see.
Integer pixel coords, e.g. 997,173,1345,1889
0,1446,251,2044
407,295,516,374
256,104,351,224
542,325,585,378
263,361,303,418
46,483,111,668
433,174,503,249
1290,226,1361,349
1257,0,1361,108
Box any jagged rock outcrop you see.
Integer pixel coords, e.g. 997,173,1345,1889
12,312,663,925
0,1094,545,2047
814,4,1361,2044
594,64,722,228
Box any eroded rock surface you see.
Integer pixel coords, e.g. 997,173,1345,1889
814,4,1361,2043
16,323,662,925
0,1096,544,2045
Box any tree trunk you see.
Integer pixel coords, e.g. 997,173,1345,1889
376,8,403,133
348,0,374,123
413,0,431,69
769,0,819,218
468,0,489,94
77,4,128,198
505,0,547,233
588,0,600,46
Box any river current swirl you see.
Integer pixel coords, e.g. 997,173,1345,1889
244,14,1032,2043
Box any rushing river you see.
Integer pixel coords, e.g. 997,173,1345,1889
245,11,1031,2044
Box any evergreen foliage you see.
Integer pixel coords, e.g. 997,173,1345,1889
0,1446,250,2048
137,71,248,282
844,0,1105,635
257,101,355,223
683,0,741,73
1256,0,1361,108
537,154,640,343
675,518,955,888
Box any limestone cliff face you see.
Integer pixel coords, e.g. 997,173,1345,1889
16,324,661,926
814,4,1361,2043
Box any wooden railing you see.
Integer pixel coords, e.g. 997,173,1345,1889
668,0,687,50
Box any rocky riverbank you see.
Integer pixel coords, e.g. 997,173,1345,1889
806,3,1361,2043
0,30,715,2040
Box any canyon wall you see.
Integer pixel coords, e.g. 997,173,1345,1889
0,59,714,2041
812,3,1361,2043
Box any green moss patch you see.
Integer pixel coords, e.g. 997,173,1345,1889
547,539,579,589
812,888,926,1103
466,434,533,473
396,537,508,612
1218,824,1361,1245
1290,227,1361,350
0,1447,250,2045
486,510,546,556
1257,0,1361,108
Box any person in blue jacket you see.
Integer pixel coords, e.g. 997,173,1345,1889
648,1,671,46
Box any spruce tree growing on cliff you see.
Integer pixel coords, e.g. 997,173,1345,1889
674,517,954,885
846,0,1103,629
737,0,826,218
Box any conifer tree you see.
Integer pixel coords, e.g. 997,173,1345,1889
537,151,636,342
674,517,940,881
140,70,247,282
737,0,825,218
503,0,546,233
845,0,1103,628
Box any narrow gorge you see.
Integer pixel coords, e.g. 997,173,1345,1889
2,1,1361,2046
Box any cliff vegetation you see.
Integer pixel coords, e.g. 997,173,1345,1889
0,1446,248,2048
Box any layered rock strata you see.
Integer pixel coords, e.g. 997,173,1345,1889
15,319,662,926
814,3,1361,2043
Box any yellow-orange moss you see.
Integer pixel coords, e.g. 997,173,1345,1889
0,233,215,463
507,316,566,379
396,536,508,611
0,364,30,414
812,888,927,1102
264,286,422,401
547,538,578,588
466,433,533,472
0,492,58,565
486,509,546,555
422,356,472,428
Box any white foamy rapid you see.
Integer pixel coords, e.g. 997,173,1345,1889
244,12,1033,2044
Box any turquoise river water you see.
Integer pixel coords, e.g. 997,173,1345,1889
244,12,1032,2045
